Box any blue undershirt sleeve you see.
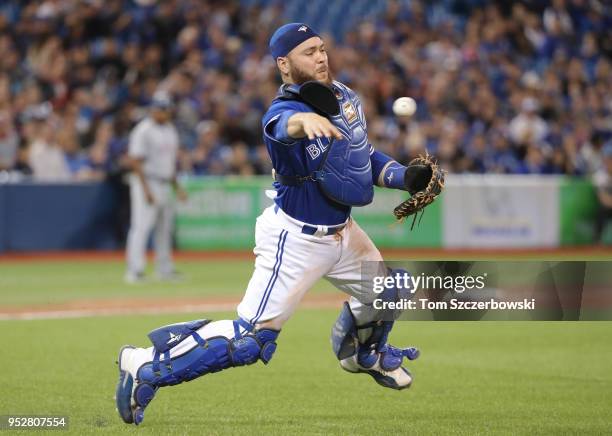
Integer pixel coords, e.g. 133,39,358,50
370,149,408,190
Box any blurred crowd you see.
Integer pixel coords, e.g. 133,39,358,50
0,0,610,183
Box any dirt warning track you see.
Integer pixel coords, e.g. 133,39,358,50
0,293,346,321
1,246,611,263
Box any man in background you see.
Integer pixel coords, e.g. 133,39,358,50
125,92,187,283
593,142,612,244
0,111,18,172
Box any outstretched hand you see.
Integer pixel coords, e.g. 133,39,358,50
288,112,343,141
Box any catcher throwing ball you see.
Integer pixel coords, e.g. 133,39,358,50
115,23,444,425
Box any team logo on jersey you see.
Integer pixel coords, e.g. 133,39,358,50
342,101,358,124
298,25,308,32
306,144,320,160
306,140,329,160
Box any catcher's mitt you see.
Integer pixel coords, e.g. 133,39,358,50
394,153,445,229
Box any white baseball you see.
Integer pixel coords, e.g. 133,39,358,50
392,97,417,117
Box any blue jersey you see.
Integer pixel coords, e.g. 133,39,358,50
262,81,373,226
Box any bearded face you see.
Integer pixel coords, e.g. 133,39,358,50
287,59,333,85
279,36,333,86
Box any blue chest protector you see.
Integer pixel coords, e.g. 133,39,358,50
279,81,373,207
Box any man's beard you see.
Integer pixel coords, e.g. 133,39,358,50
289,63,333,85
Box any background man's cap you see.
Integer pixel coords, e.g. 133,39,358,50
602,140,612,159
521,97,539,113
22,102,52,122
151,91,174,110
269,23,319,59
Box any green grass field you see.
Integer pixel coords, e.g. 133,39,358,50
0,259,336,306
1,256,611,435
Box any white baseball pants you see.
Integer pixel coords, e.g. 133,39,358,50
126,178,175,276
237,205,387,328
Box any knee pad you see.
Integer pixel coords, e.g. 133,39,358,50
385,268,413,299
378,268,413,319
137,319,279,388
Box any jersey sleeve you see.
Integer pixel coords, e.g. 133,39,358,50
262,100,312,147
128,122,148,159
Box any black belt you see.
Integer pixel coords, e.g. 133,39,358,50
273,205,345,236
273,169,325,186
301,223,346,236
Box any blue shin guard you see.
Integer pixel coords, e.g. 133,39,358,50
332,267,416,359
141,319,279,387
137,330,279,387
332,303,419,390
331,268,420,390
332,301,419,367
121,319,279,425
331,301,359,360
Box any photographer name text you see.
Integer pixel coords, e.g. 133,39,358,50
373,298,536,311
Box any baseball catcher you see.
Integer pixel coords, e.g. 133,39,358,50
116,22,445,426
